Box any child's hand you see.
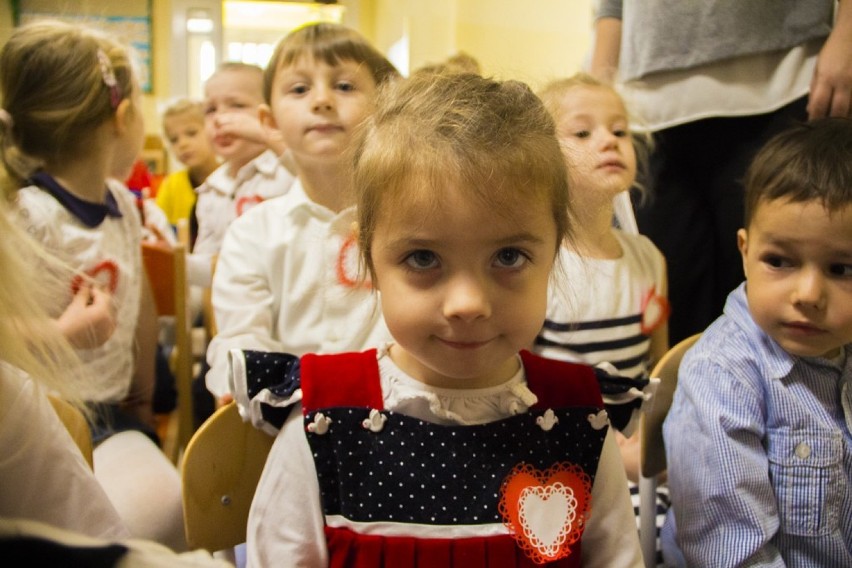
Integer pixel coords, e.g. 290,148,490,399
55,283,117,349
215,112,267,145
216,393,234,409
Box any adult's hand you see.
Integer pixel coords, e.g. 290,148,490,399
808,2,852,119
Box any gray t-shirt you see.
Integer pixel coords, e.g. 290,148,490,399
597,0,834,81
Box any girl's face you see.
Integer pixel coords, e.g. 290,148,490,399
264,56,378,169
553,86,636,200
164,113,215,170
370,182,558,389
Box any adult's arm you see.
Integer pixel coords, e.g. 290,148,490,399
808,0,852,118
589,0,622,82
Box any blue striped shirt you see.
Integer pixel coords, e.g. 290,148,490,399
663,283,852,567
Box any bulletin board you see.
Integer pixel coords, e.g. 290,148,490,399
11,0,153,93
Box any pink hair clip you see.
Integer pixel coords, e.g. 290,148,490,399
96,49,123,109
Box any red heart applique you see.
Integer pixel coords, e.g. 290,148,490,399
70,259,120,295
235,195,264,217
640,285,670,336
335,233,371,290
498,462,591,564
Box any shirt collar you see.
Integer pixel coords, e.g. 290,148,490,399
28,171,122,228
727,282,847,378
726,283,796,380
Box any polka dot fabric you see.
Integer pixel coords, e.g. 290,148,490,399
307,407,606,525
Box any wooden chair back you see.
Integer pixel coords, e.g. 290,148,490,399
181,402,274,551
47,395,94,469
638,333,701,567
141,241,194,464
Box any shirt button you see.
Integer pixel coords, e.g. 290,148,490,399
795,442,811,460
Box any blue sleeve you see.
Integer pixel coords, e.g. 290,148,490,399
662,345,784,567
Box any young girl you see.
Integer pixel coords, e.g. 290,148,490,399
0,20,185,550
205,23,399,402
534,73,669,384
535,73,670,564
232,72,642,566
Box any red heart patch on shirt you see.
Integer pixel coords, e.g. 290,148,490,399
70,259,120,295
235,195,264,217
498,462,591,564
640,285,670,336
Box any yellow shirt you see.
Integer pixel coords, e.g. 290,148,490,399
155,170,197,226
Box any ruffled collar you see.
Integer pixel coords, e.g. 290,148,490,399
376,344,538,426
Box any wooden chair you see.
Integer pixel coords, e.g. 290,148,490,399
47,395,94,470
639,333,701,567
141,240,194,464
181,401,274,552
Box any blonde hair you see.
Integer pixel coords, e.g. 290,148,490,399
354,72,570,278
0,20,135,191
263,22,399,104
162,98,205,130
538,72,652,201
415,51,482,76
0,205,86,412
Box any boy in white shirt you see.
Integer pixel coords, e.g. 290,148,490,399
205,24,399,402
189,62,295,287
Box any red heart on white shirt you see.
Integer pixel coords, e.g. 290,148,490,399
70,259,120,295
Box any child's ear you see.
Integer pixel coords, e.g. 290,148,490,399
259,104,278,131
737,228,749,279
113,98,132,134
259,104,287,156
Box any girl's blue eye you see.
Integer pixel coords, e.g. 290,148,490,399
613,129,629,137
495,248,526,269
336,81,355,92
573,130,590,139
404,250,438,270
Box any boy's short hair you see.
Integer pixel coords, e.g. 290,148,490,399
161,98,204,130
263,23,399,103
743,117,852,226
205,62,264,97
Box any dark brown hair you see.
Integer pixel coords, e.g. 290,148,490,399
743,117,852,226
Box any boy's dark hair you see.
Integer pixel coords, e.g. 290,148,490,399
263,23,399,104
743,117,852,226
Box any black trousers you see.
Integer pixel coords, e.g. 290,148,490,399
633,97,809,344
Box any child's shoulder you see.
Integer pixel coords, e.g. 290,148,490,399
614,228,663,259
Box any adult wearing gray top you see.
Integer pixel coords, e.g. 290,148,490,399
590,0,852,346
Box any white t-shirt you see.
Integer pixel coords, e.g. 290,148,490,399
536,230,667,380
12,179,141,403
